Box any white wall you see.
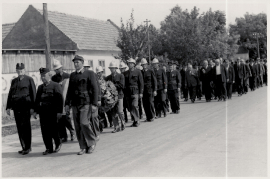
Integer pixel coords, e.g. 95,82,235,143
76,50,121,76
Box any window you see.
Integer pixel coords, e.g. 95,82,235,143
98,60,105,73
87,60,93,68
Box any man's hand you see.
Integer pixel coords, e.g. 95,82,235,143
65,105,70,115
97,101,101,107
202,69,205,73
139,94,143,98
6,109,10,116
57,113,62,121
164,89,167,93
233,81,235,84
92,105,97,113
153,91,157,96
177,88,180,92
227,79,229,82
30,109,34,115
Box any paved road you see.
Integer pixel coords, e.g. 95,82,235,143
2,87,268,177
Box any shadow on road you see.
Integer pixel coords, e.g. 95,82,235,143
2,151,77,158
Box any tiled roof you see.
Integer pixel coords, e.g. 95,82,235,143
36,9,120,51
2,23,15,41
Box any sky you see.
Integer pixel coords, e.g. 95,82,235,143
1,0,268,28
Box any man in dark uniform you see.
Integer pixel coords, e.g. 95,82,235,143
141,58,157,122
152,58,168,118
34,68,63,155
105,61,126,133
51,60,75,142
6,63,36,155
119,62,129,122
123,58,144,127
193,62,202,100
200,60,212,102
243,59,251,94
166,61,181,114
180,64,188,101
234,58,245,96
162,64,170,112
185,64,198,103
263,59,267,86
249,59,257,91
65,55,99,155
224,59,235,99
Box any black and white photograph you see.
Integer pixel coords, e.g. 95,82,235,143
1,0,268,177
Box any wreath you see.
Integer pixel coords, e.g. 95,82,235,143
98,77,118,113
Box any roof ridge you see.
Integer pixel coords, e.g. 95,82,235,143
36,8,109,24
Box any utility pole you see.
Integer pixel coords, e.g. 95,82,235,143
43,3,52,70
144,19,151,63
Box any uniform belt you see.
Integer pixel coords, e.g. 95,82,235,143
12,94,29,98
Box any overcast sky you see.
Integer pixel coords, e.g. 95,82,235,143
1,0,268,28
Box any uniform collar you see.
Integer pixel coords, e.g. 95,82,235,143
44,81,51,87
77,67,84,74
18,75,25,81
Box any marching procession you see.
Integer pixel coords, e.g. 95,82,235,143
6,55,267,156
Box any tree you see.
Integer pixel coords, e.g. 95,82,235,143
229,12,267,58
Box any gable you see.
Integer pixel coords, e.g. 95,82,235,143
2,23,15,41
2,5,77,50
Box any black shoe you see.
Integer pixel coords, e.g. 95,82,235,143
191,99,195,103
22,148,31,155
164,113,167,118
43,149,53,155
110,123,113,128
112,128,120,133
149,118,154,122
62,138,67,143
77,149,86,155
121,124,125,131
54,143,62,153
18,150,24,154
86,145,95,154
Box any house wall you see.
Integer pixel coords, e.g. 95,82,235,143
76,50,121,75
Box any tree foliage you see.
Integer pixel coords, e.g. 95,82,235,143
229,12,267,58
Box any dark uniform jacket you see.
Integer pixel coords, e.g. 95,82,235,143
105,72,125,99
34,81,63,114
123,69,144,95
245,64,251,79
249,63,258,77
153,68,167,90
199,66,212,83
6,75,36,111
234,63,246,79
211,65,228,83
166,70,181,90
185,69,199,87
65,69,99,106
141,69,157,94
180,69,187,87
225,65,235,83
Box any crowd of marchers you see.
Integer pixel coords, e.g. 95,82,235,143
6,55,267,156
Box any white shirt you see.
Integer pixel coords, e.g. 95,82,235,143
216,65,221,75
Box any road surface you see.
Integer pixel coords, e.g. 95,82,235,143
2,87,268,177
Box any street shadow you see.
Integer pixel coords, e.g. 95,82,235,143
2,151,77,159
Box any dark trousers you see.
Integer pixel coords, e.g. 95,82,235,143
168,89,180,112
256,76,261,87
123,96,129,121
263,74,267,85
249,77,256,90
154,89,167,116
181,86,188,99
58,115,75,139
72,105,96,149
39,111,61,151
138,98,143,117
215,75,227,99
126,94,140,124
91,109,100,138
236,77,244,94
188,86,197,100
165,93,170,111
13,110,32,151
243,78,249,93
196,84,202,98
202,81,212,100
142,91,155,120
226,82,233,98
